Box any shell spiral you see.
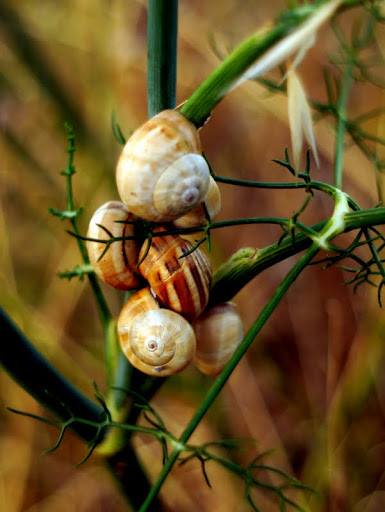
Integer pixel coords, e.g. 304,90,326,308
172,176,221,231
116,110,210,222
138,227,212,320
118,287,196,377
86,201,141,290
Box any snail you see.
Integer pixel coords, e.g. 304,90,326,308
116,110,210,222
172,176,221,230
172,176,221,245
118,287,196,377
138,227,212,320
86,201,141,290
192,302,243,376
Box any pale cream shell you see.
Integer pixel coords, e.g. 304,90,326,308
120,308,196,377
116,110,210,222
86,201,141,290
192,302,243,376
172,176,221,230
118,287,160,343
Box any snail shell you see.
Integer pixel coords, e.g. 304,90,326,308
172,176,221,230
118,288,196,377
86,201,141,290
138,227,212,320
116,110,210,222
192,302,243,376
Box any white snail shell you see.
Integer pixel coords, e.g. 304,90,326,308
118,288,196,377
192,302,243,376
138,226,212,320
86,201,141,290
172,176,221,230
116,110,210,222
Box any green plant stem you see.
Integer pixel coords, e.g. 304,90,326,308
0,307,103,441
62,128,117,388
107,0,179,413
210,205,385,304
179,23,287,127
139,243,320,512
334,51,354,189
139,189,351,510
101,2,179,509
179,2,334,127
147,0,178,117
213,175,355,203
109,0,179,413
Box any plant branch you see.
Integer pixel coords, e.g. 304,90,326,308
210,204,385,304
139,189,353,510
333,38,355,189
52,126,117,388
0,307,103,442
147,0,178,117
139,242,320,512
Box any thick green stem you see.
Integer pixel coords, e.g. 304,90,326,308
107,0,179,414
179,3,328,127
0,307,103,441
210,205,385,305
180,23,288,127
147,0,178,116
139,243,320,511
101,2,179,509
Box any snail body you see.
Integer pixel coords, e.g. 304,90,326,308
86,201,141,290
118,287,196,377
192,302,243,376
116,110,210,222
138,227,211,320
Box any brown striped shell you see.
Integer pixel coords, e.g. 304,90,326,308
138,227,211,320
118,287,196,377
86,201,141,290
192,302,243,376
116,110,210,222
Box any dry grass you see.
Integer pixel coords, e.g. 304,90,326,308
1,1,385,511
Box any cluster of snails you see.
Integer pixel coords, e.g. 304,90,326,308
86,110,244,377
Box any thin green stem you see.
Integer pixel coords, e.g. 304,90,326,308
333,52,354,189
138,189,350,511
214,173,361,209
61,127,116,387
139,243,319,512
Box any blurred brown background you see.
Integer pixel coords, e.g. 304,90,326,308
1,1,385,511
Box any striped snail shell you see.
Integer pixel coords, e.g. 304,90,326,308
172,176,221,230
116,110,210,222
138,227,211,320
86,201,141,290
118,287,196,377
192,302,243,376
